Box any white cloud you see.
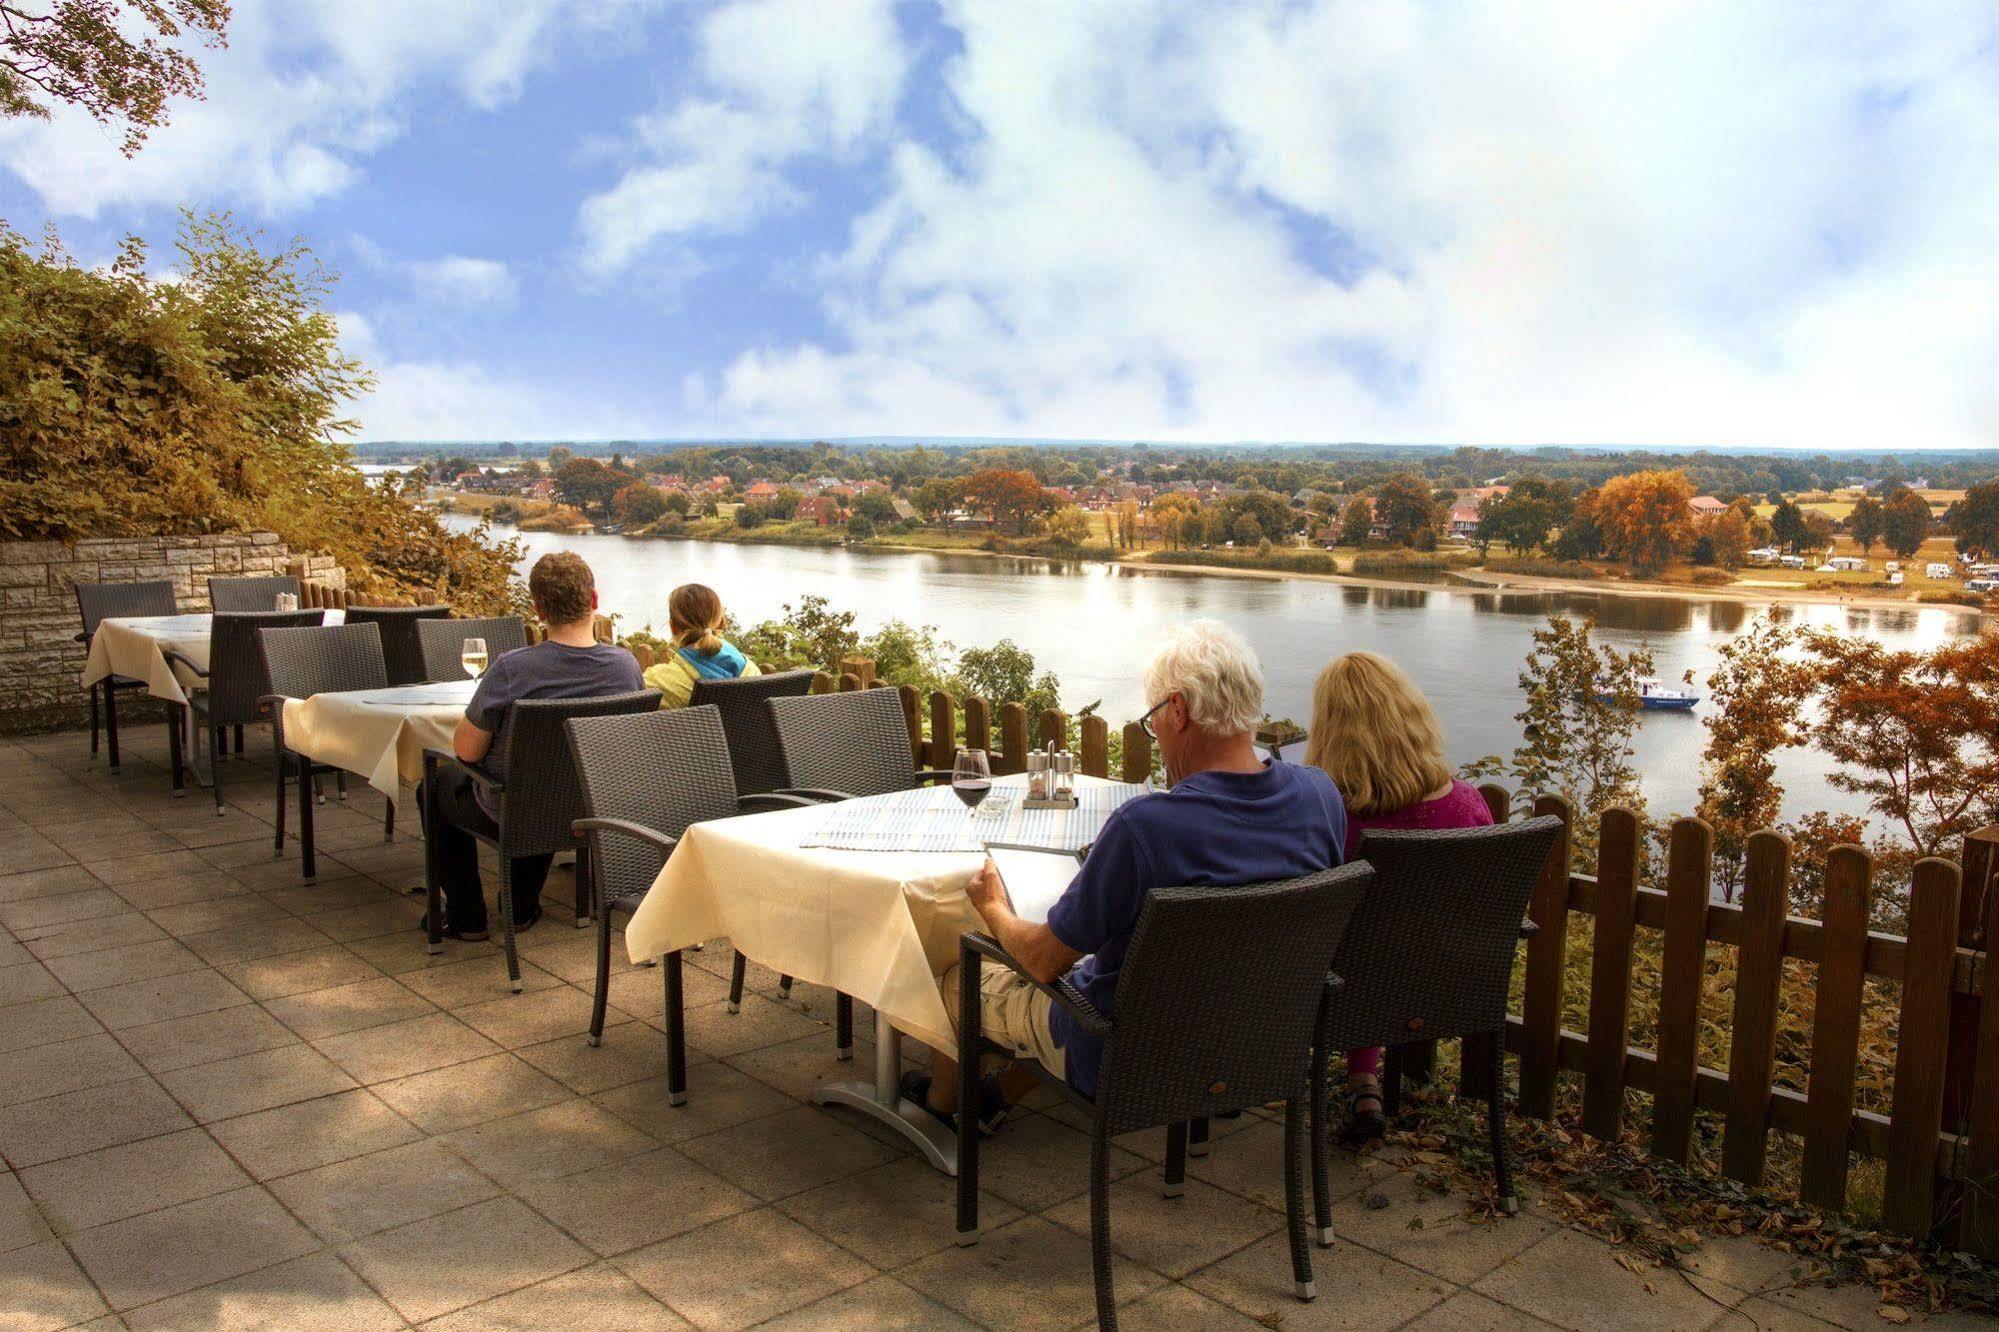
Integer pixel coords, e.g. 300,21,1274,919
406,256,518,308
577,0,907,274
0,0,607,217
675,0,1999,449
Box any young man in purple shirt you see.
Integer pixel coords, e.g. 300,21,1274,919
911,620,1347,1123
425,552,642,940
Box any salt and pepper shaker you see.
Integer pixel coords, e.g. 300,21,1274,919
1026,749,1049,801
1054,748,1076,801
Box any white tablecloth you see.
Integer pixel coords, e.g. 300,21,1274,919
623,774,1135,1053
79,614,216,705
279,680,476,805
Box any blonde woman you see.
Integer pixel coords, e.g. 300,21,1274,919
1305,650,1492,1141
642,583,761,708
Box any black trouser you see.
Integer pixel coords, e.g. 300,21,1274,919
424,767,550,933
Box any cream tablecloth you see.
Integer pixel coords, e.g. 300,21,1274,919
623,774,1131,1053
79,614,217,706
279,679,476,805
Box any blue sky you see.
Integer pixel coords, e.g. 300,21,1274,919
2,1,1995,448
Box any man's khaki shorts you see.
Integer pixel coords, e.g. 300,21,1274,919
940,962,1066,1078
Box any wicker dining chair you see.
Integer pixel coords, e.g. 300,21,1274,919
565,706,816,1101
757,687,957,1039
343,605,450,686
162,610,324,814
416,615,529,683
259,623,391,880
687,669,816,799
421,689,659,992
955,862,1375,1331
1307,817,1562,1245
208,575,302,613
73,580,177,772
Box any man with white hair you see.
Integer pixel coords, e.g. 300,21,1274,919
907,620,1349,1127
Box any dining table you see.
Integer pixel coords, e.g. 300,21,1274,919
79,610,347,786
621,773,1147,1174
278,678,476,808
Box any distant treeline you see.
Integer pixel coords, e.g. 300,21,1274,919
359,439,1999,496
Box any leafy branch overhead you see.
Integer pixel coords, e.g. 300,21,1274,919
0,0,228,154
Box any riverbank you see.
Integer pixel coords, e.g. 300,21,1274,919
446,493,1987,619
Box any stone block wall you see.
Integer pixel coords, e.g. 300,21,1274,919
0,533,342,734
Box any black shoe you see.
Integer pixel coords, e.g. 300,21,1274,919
511,906,542,934
899,1071,1013,1136
420,912,488,943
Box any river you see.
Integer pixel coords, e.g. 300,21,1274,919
447,520,1981,823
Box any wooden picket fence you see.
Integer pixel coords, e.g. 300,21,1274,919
870,678,1998,1253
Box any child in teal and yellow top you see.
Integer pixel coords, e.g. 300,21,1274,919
642,583,761,708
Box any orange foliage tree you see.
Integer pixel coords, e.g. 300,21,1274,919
961,468,1045,534
1592,469,1696,575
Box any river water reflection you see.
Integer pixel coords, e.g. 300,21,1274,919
458,522,1979,822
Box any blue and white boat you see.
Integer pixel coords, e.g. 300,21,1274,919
1596,677,1699,711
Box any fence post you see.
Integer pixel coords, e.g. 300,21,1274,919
1722,830,1792,1186
1516,793,1573,1121
1943,826,1999,1239
1883,857,1963,1238
837,672,861,692
964,697,991,759
1963,835,1999,1255
998,704,1028,776
810,671,834,694
1080,715,1110,779
928,691,957,772
897,684,924,766
1582,807,1643,1141
1651,816,1713,1163
630,643,655,669
1038,709,1066,753
840,656,877,688
1120,723,1150,784
1802,845,1873,1211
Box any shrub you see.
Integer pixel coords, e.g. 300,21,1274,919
1147,549,1335,574
1918,589,1988,608
1350,550,1474,575
1482,557,1598,579
1688,569,1734,586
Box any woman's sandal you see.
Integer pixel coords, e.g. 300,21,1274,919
1342,1082,1387,1144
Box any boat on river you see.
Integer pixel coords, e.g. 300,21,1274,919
1595,677,1699,711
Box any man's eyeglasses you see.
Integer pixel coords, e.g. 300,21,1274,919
1137,695,1174,740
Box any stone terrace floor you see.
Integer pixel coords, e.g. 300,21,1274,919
0,725,1942,1330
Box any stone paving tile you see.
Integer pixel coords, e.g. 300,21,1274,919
1403,1289,1565,1329
0,886,130,932
445,1098,660,1190
313,1010,500,1084
1185,1228,1455,1329
0,1076,193,1168
260,973,437,1041
0,1170,54,1254
424,1261,692,1331
370,1050,570,1135
1044,1172,1285,1279
517,1016,683,1095
143,893,289,938
179,914,334,965
901,1213,1171,1332
0,864,101,906
207,1087,422,1179
65,1183,319,1311
18,909,170,960
615,1208,876,1331
777,1156,1025,1270
121,1251,406,1331
0,959,65,1007
39,937,205,992
1325,1164,1557,1285
680,992,828,1057
677,1104,901,1202
760,1273,983,1330
116,1001,300,1074
0,994,102,1053
393,951,562,1009
341,1194,592,1323
157,1043,358,1121
267,1137,500,1244
18,1127,250,1234
0,1033,144,1107
456,983,618,1049
1468,1226,1729,1330
76,966,252,1029
590,1065,793,1144
1113,1282,1271,1329
518,1145,759,1258
220,943,383,1000
0,1239,110,1332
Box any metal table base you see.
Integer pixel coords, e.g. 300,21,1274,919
812,1009,958,1175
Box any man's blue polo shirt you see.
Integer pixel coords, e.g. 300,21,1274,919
1044,762,1347,1097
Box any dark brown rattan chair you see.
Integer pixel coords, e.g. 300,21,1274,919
687,668,816,799
260,623,391,880
564,706,815,1102
207,575,302,613
1308,817,1563,1245
73,580,177,772
954,862,1375,1331
421,688,659,992
343,605,450,686
416,615,528,683
163,610,324,813
757,687,956,1040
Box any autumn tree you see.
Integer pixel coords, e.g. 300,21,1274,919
1700,506,1753,570
1879,486,1932,558
1476,476,1571,555
1372,472,1443,548
1695,617,1813,899
554,458,628,514
1043,506,1093,547
613,483,665,525
0,0,227,153
911,477,959,521
1951,480,1999,559
1846,494,1884,553
1111,499,1140,550
962,468,1044,534
1550,488,1606,561
1338,495,1373,547
1592,469,1695,575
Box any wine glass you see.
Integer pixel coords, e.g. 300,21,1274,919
460,637,489,678
952,748,993,814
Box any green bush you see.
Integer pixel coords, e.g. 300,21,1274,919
1481,557,1599,579
1350,550,1475,575
1146,548,1335,574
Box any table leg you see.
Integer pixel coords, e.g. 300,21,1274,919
811,1009,959,1175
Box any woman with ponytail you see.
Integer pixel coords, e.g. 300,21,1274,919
642,583,761,709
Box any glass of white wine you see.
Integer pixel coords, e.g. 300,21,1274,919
460,637,489,678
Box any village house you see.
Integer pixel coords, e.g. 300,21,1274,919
1448,501,1482,538
1688,495,1730,517
744,480,780,500
795,495,847,526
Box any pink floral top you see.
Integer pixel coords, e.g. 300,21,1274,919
1344,778,1494,858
